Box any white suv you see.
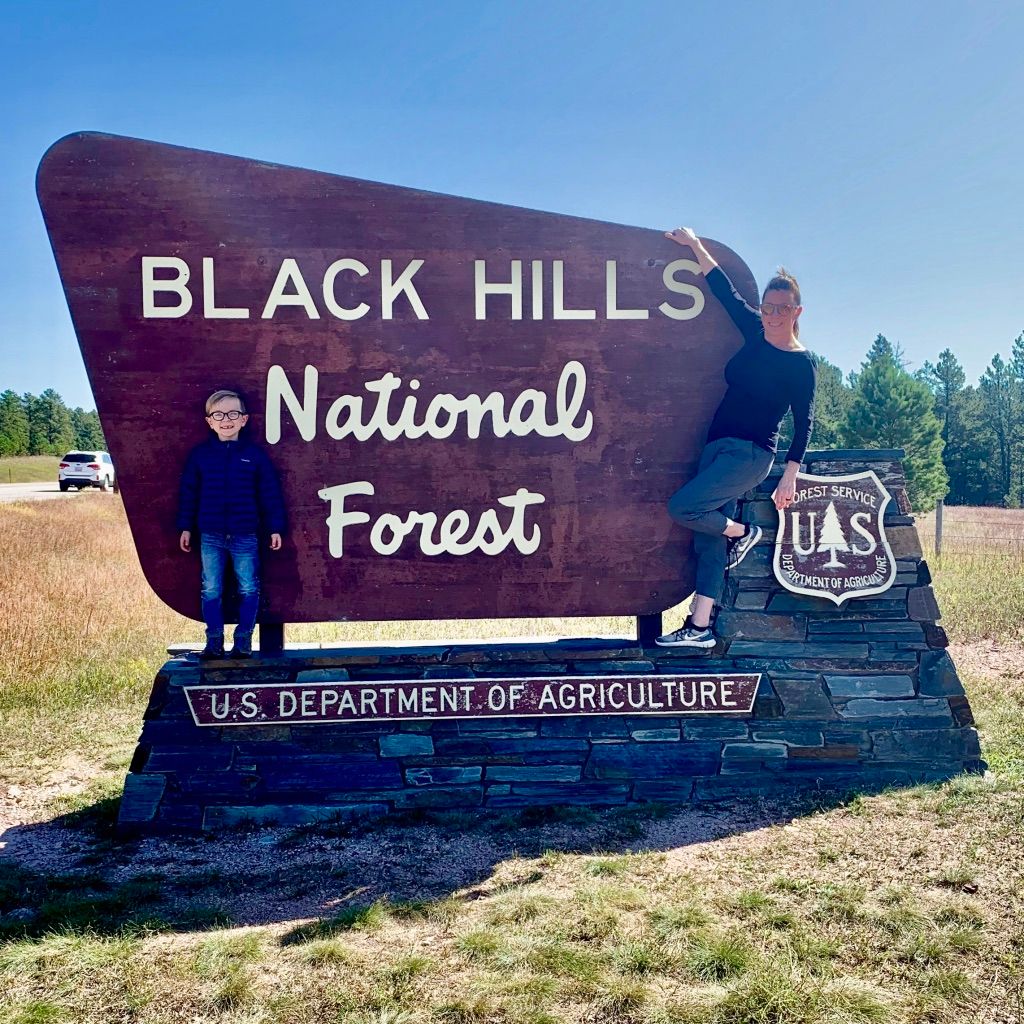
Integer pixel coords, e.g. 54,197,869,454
58,451,115,492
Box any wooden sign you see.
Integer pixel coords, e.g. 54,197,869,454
37,132,759,623
773,471,896,604
183,674,761,726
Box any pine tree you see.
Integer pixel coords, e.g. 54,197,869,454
26,389,76,455
841,336,948,511
979,353,1017,503
0,390,30,456
817,501,850,568
918,349,972,503
71,407,105,450
1009,333,1024,503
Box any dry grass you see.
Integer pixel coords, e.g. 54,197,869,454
0,455,61,484
917,505,1024,555
0,495,638,775
0,498,1022,1023
916,506,1024,640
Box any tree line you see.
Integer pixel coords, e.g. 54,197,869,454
784,331,1024,511
4,330,1023,511
0,389,105,457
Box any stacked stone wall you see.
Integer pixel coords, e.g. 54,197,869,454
119,450,983,833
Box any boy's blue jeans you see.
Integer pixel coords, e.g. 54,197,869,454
200,533,260,647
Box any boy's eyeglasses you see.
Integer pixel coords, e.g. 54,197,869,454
761,302,796,316
208,410,246,422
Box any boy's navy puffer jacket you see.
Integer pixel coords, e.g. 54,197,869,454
176,436,286,536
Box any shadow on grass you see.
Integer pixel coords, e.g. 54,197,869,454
0,776,928,943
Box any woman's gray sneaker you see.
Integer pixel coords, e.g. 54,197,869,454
655,622,716,649
726,524,763,569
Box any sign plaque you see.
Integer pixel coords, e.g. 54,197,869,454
773,471,896,605
37,132,759,624
184,674,761,727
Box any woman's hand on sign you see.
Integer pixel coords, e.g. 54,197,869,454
665,226,699,247
270,533,282,551
179,530,191,553
773,463,800,510
664,227,717,275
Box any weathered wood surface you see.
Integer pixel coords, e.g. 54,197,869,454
38,132,758,622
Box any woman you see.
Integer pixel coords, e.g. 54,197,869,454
656,227,816,649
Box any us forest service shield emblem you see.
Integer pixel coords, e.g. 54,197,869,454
773,470,897,605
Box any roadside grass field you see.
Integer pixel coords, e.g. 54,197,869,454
0,496,1022,1023
0,455,60,484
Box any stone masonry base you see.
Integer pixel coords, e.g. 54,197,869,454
119,450,983,833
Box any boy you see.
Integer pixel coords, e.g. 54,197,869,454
177,389,286,660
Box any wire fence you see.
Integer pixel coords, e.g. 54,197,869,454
915,501,1024,559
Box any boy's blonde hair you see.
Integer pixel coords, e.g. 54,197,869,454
205,389,247,415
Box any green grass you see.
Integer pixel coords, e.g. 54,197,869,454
713,967,891,1024
1,502,1023,1022
684,932,756,982
0,455,60,484
929,546,1024,641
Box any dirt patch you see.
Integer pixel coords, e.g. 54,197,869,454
0,642,1017,931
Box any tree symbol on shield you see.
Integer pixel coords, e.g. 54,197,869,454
817,501,850,568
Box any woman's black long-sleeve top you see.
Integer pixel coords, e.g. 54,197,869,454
704,266,817,465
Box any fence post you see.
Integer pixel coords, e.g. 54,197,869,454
935,499,943,558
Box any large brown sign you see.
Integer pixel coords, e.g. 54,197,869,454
37,132,758,623
773,471,896,604
183,674,761,726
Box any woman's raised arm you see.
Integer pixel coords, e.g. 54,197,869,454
665,226,761,339
664,226,718,275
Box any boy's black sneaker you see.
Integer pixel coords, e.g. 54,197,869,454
198,643,225,662
654,616,716,649
726,524,763,569
229,642,253,659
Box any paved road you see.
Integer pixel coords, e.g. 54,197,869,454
0,481,113,503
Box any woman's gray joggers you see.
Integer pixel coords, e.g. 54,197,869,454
666,437,775,603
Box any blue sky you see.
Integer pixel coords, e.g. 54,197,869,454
4,0,1023,408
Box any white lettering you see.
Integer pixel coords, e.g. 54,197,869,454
381,259,428,320
552,260,596,320
849,512,878,555
791,511,818,555
141,256,192,318
262,258,320,319
531,260,543,320
210,692,231,720
475,260,523,320
266,364,319,444
320,484,545,559
318,480,374,558
658,258,706,320
265,361,592,444
202,258,249,319
606,261,648,319
323,258,370,320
